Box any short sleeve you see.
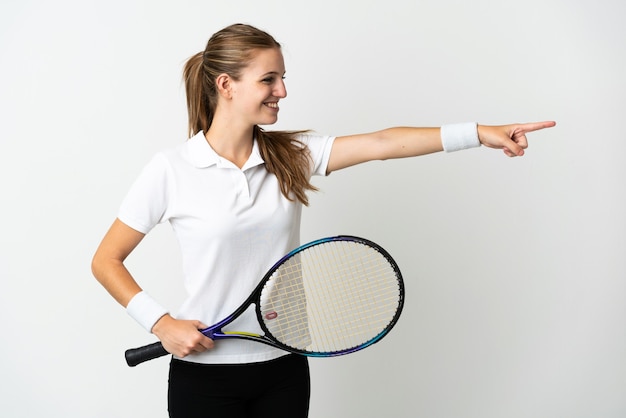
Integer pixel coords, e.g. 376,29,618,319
118,153,173,234
297,133,336,177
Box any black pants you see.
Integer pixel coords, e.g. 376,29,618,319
168,354,310,418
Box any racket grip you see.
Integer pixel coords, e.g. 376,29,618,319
125,342,169,367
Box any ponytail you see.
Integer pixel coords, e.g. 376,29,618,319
182,52,213,138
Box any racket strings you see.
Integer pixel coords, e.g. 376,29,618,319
260,240,402,354
305,244,394,350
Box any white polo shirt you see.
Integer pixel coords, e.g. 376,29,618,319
118,131,335,364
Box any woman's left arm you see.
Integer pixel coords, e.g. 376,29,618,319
327,121,556,173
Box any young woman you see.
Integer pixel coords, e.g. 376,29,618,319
91,23,555,418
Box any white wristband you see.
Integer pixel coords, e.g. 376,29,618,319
441,122,480,152
126,291,168,333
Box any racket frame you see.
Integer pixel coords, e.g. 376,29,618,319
200,235,405,357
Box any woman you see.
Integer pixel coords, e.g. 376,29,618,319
91,23,555,417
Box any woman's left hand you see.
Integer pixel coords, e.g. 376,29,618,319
478,121,556,157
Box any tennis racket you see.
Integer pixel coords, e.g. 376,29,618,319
125,235,404,367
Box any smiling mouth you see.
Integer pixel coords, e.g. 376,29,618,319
264,102,279,109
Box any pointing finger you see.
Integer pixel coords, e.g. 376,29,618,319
518,121,556,133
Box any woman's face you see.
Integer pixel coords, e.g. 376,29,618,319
229,47,287,127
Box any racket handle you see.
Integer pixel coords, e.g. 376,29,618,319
125,342,169,367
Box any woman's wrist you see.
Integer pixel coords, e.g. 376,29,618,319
126,291,169,333
440,122,481,152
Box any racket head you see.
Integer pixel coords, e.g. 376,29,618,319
255,235,404,357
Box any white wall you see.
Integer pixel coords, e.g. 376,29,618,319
1,0,625,417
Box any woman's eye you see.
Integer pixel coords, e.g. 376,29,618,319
262,76,285,84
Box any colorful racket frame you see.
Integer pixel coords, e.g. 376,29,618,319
201,235,405,357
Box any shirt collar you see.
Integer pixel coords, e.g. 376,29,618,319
186,131,265,170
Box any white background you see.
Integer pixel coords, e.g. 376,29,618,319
1,1,625,417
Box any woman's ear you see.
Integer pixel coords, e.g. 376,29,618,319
215,73,232,99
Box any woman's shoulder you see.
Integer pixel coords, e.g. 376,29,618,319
148,132,212,168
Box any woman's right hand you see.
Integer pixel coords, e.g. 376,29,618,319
151,314,215,357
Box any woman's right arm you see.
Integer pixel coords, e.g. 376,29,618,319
91,218,214,356
91,218,145,306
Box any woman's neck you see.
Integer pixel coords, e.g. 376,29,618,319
204,120,255,169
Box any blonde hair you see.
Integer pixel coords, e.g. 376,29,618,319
182,23,317,205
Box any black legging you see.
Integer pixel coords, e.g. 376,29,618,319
168,354,310,418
